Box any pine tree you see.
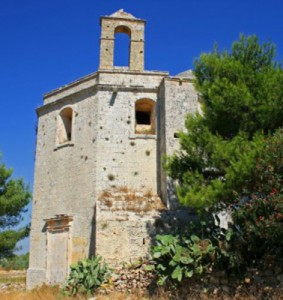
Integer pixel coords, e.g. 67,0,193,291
0,154,31,258
165,35,283,212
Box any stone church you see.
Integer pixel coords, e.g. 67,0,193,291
27,9,199,289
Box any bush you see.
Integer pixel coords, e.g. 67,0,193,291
231,131,283,265
64,256,111,296
0,253,29,270
151,233,216,286
233,192,283,265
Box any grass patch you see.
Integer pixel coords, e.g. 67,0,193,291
0,285,85,300
0,276,26,283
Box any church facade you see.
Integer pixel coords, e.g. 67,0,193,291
27,9,198,289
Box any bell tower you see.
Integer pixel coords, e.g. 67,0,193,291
99,9,145,71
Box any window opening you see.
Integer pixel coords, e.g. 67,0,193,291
136,111,151,125
114,26,131,67
135,99,155,134
57,107,73,144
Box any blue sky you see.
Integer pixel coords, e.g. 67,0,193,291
0,0,282,254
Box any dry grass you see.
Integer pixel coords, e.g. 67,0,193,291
97,291,146,300
117,186,130,193
124,191,137,201
0,288,160,300
2,284,282,300
0,285,85,300
0,276,26,283
144,189,153,198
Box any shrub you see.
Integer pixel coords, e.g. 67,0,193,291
151,233,215,286
0,253,29,270
150,211,247,286
231,131,283,265
64,256,111,296
233,193,283,265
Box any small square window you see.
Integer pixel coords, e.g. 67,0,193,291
136,111,151,125
135,99,155,135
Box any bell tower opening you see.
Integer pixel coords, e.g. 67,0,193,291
114,26,131,67
99,9,145,72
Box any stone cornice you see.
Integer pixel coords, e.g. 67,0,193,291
37,83,160,116
166,76,194,83
43,72,98,99
43,70,168,100
100,16,146,25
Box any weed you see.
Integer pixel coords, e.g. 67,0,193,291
145,189,153,198
117,186,129,193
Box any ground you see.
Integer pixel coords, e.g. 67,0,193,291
1,269,283,299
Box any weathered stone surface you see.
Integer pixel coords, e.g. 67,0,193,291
27,9,198,289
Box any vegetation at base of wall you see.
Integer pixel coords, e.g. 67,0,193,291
0,253,29,270
161,35,283,285
150,233,215,286
64,256,112,297
149,214,242,286
0,153,31,260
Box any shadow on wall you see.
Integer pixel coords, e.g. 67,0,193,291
88,205,96,257
145,207,196,249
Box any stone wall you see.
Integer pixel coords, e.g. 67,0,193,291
27,88,99,289
158,77,199,208
96,188,194,265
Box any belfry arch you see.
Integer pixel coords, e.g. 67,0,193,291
114,25,131,67
99,9,145,71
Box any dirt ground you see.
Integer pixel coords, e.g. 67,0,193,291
0,270,282,300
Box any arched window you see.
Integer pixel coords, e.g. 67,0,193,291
57,107,73,144
114,26,131,67
135,99,155,134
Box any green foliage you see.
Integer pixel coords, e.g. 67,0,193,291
165,35,283,212
231,131,283,264
194,35,283,138
0,154,31,259
0,253,29,270
150,215,248,286
164,35,283,279
151,233,215,286
166,117,265,210
64,256,111,296
233,193,283,265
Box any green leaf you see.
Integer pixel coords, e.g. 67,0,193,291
191,235,200,243
157,275,168,286
180,255,193,265
225,228,233,241
185,269,194,278
153,252,161,258
171,265,183,282
157,263,166,271
144,265,155,271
